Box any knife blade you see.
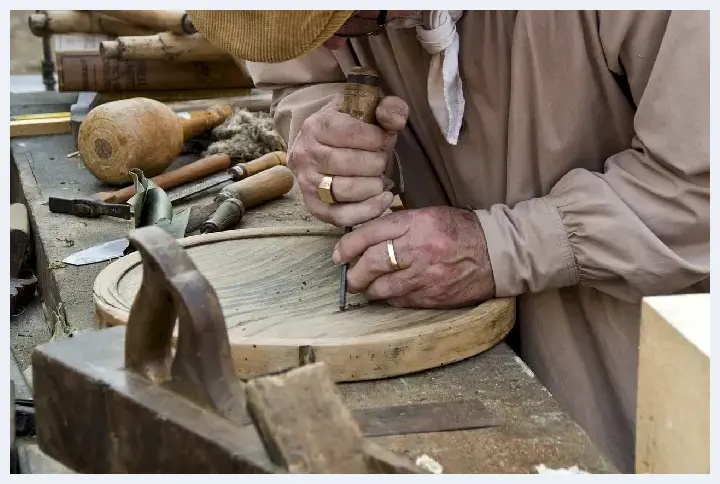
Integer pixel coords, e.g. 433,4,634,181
62,238,130,266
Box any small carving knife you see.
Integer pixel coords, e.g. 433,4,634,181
48,196,132,220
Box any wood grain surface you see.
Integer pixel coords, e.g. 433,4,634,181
93,226,516,382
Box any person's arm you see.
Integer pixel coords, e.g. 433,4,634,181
245,47,347,147
475,10,709,303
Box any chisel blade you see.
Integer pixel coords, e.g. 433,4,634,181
167,171,233,204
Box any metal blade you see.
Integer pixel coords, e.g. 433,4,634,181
351,400,498,438
183,202,220,234
47,197,76,214
62,238,129,266
168,172,232,204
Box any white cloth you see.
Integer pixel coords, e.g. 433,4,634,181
389,11,465,145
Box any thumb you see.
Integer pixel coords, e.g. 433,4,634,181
375,96,409,133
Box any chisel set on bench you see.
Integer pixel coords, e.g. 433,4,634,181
31,226,426,474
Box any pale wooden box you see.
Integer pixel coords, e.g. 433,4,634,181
636,293,710,473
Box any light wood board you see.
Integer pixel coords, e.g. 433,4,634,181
636,294,709,474
94,226,516,382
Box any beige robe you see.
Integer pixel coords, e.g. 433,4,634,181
244,11,710,473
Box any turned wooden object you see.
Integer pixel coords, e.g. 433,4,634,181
93,226,517,382
78,98,232,185
100,33,230,62
96,10,192,35
28,11,152,37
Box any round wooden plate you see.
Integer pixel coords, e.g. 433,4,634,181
94,226,516,382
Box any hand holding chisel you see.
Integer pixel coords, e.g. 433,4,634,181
336,68,384,310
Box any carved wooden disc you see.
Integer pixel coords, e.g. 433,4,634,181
93,226,516,382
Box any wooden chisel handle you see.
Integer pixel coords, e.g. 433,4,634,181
201,165,295,233
218,165,295,208
230,151,288,179
95,153,232,204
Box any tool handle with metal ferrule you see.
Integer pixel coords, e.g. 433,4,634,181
217,165,295,208
228,151,288,180
338,67,383,310
340,67,382,124
200,166,294,233
95,153,232,204
179,104,233,140
199,199,245,233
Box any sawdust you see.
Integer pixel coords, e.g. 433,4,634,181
203,108,287,162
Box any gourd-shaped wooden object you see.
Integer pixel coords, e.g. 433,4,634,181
78,97,232,185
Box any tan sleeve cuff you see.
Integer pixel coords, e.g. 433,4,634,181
474,196,579,298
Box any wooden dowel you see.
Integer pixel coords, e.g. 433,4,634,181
99,33,230,62
28,11,153,37
95,10,191,35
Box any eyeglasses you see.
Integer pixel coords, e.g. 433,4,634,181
333,10,388,38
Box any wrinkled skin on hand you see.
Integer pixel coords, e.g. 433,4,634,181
332,206,496,309
288,95,409,228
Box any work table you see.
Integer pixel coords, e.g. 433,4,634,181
10,92,616,474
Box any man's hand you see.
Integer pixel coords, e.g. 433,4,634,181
332,206,496,308
288,95,409,227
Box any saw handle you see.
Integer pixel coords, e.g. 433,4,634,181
179,104,233,140
201,165,295,233
95,153,232,204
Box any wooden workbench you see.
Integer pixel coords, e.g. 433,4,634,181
9,92,616,474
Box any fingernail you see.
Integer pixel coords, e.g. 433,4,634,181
332,247,340,263
382,191,394,205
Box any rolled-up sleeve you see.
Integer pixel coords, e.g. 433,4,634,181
245,47,347,147
475,10,709,303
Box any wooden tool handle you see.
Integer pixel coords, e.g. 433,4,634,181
220,165,295,208
231,151,288,179
339,67,382,125
96,10,189,35
95,154,232,204
179,104,233,140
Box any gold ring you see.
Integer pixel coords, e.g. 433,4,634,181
387,240,400,271
317,176,336,204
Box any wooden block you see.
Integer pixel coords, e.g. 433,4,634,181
245,362,369,473
10,117,72,138
18,443,74,474
10,203,30,277
636,294,710,474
